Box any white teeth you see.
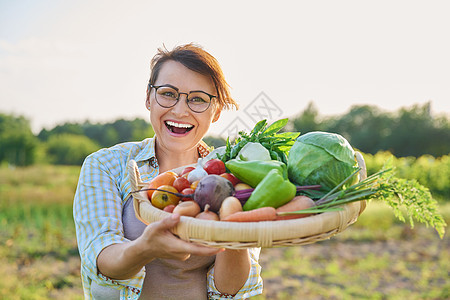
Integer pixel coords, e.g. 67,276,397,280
165,121,194,128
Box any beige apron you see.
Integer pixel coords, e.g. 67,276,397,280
92,197,216,300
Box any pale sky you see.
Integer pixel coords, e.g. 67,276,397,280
1,0,449,138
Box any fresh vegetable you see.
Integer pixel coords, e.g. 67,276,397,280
218,118,299,165
163,204,176,213
203,159,226,175
292,159,446,239
219,196,243,220
237,142,271,161
275,196,316,220
234,183,252,191
146,171,178,199
287,131,359,192
190,180,200,190
173,201,201,217
187,160,208,183
200,146,226,164
222,206,277,222
194,175,234,213
225,159,288,188
195,204,220,220
180,166,195,176
219,172,240,186
232,184,321,206
181,188,195,196
173,176,191,193
243,169,296,211
151,185,180,209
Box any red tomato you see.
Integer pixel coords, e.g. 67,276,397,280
220,172,240,186
173,177,191,193
203,159,226,175
181,188,195,200
180,166,195,176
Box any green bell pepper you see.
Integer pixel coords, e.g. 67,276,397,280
225,159,288,188
243,168,296,211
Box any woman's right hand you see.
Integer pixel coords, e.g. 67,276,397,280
97,214,223,280
137,213,224,261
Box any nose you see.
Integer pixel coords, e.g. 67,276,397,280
171,93,190,116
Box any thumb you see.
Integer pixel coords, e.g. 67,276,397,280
154,213,181,232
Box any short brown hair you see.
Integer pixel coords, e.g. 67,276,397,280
149,43,238,111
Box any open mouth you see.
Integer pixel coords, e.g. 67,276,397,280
164,120,194,134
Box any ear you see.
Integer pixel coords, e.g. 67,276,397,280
212,109,221,123
145,86,151,110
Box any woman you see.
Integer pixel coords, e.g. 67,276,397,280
73,44,263,300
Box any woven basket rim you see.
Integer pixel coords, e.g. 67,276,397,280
130,157,366,249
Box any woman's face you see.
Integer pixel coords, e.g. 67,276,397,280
146,60,220,154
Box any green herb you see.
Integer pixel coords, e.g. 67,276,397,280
281,159,447,239
218,118,300,164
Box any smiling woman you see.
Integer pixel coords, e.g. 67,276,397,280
73,44,263,300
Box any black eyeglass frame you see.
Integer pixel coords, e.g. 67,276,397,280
149,84,217,113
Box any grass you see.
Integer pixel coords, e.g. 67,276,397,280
0,165,82,300
0,165,448,299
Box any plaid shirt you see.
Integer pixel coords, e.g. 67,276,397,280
73,138,263,299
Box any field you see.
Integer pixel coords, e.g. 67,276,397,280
0,165,448,300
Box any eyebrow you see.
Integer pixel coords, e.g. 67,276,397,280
157,83,216,96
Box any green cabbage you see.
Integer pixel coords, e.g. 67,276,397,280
287,131,359,192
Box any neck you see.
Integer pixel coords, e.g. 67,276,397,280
154,137,199,173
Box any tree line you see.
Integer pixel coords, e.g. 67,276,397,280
0,102,448,166
0,116,154,166
288,102,449,158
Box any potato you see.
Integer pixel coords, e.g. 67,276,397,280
219,196,243,220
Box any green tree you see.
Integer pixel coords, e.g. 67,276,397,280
327,105,394,154
386,103,450,157
45,134,100,165
291,102,449,158
82,122,119,148
38,123,83,141
39,118,154,148
290,101,324,133
0,114,38,166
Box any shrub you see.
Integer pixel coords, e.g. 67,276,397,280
363,151,450,202
45,134,100,165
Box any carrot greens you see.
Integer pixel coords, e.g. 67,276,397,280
280,159,447,239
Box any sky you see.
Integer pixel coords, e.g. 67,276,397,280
1,0,449,138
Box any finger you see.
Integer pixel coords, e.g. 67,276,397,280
152,214,180,232
181,243,225,257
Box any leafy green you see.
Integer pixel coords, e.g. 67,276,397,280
287,131,360,192
218,118,300,164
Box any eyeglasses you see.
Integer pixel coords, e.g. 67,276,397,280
149,84,216,113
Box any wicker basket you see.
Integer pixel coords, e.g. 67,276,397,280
130,154,367,249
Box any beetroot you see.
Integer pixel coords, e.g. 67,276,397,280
194,175,234,213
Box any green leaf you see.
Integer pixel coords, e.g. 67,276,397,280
262,118,289,136
273,131,301,139
250,119,267,137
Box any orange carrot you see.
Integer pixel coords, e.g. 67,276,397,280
222,207,277,222
276,196,316,220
